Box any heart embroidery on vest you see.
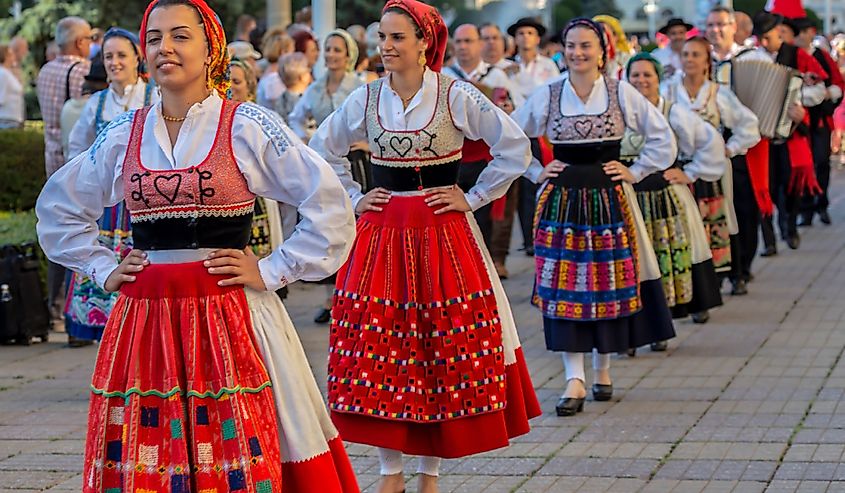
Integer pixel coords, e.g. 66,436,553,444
153,174,182,204
628,134,645,151
573,119,594,139
389,136,413,157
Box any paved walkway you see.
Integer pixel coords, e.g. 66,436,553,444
2,171,845,493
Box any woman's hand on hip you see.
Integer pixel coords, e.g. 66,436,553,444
425,185,472,215
355,187,392,214
205,248,267,291
104,249,148,292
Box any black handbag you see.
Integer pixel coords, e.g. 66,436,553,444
0,243,50,345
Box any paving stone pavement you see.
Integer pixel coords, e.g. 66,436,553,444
2,171,845,492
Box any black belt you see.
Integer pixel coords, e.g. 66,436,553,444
371,162,461,191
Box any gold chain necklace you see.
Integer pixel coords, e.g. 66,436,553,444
161,113,186,122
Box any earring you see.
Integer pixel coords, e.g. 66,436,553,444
418,51,426,67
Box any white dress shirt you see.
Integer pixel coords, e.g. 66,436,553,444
512,53,560,100
308,68,531,212
36,93,356,292
511,75,677,184
660,97,726,182
662,78,761,158
67,81,161,160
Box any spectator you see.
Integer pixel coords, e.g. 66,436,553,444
9,36,29,84
35,15,92,334
88,27,104,59
235,14,257,43
228,40,261,73
294,6,313,30
273,52,311,126
365,21,380,57
354,40,378,83
0,44,25,128
347,24,366,45
292,30,319,68
257,28,293,108
60,56,107,159
229,58,258,103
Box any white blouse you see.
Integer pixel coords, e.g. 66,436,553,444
308,68,532,211
257,71,285,110
660,97,726,182
512,75,677,184
67,81,161,160
661,78,761,158
288,72,363,141
36,93,356,292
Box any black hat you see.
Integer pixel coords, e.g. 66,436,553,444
752,11,784,37
658,18,693,35
507,17,546,38
786,16,818,35
84,56,107,83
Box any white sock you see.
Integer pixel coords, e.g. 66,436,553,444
417,455,442,477
562,352,586,385
378,448,403,476
593,351,611,371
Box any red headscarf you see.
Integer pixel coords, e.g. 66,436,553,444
383,0,447,72
140,0,230,98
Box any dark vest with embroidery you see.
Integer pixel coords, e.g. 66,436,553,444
122,100,256,250
365,73,465,191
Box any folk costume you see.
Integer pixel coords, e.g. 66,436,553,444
511,19,677,384
663,75,761,280
36,1,359,492
310,0,541,464
63,28,158,342
623,53,724,320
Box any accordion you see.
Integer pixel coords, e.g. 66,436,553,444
716,59,802,141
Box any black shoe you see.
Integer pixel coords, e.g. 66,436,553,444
786,236,800,250
798,213,813,227
525,246,535,257
627,347,637,357
760,245,777,257
313,308,331,324
650,340,668,352
819,210,831,225
731,279,748,296
691,311,710,324
591,383,613,401
555,396,585,416
67,336,94,348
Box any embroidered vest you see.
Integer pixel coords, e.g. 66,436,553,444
620,99,673,161
545,77,625,165
122,100,256,250
365,73,465,190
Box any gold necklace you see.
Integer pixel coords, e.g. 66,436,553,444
161,113,186,122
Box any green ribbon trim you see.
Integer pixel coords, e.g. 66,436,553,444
90,381,273,401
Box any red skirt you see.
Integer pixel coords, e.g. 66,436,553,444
328,195,540,458
83,262,282,492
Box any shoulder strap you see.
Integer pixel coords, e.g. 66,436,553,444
95,89,107,126
65,61,81,103
143,81,154,106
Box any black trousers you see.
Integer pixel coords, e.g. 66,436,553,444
801,125,832,215
458,159,493,247
730,156,759,283
761,142,798,247
516,138,543,251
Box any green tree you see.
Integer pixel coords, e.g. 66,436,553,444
553,0,583,30
581,0,621,19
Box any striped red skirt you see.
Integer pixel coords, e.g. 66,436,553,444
328,194,540,458
83,262,282,492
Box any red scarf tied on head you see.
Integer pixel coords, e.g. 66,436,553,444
383,0,448,72
139,0,231,98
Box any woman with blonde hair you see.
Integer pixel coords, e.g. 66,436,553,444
257,27,293,108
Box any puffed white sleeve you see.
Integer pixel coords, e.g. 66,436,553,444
308,85,369,209
617,81,677,182
715,86,761,157
509,83,551,183
287,85,315,140
801,82,827,107
67,94,99,160
36,112,133,289
668,103,726,182
232,103,356,292
449,81,531,210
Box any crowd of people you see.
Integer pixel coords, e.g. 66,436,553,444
2,0,841,490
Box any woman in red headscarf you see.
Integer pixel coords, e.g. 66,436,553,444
35,1,359,491
310,1,541,491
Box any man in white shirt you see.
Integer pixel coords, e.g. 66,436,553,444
507,17,560,102
652,18,692,80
